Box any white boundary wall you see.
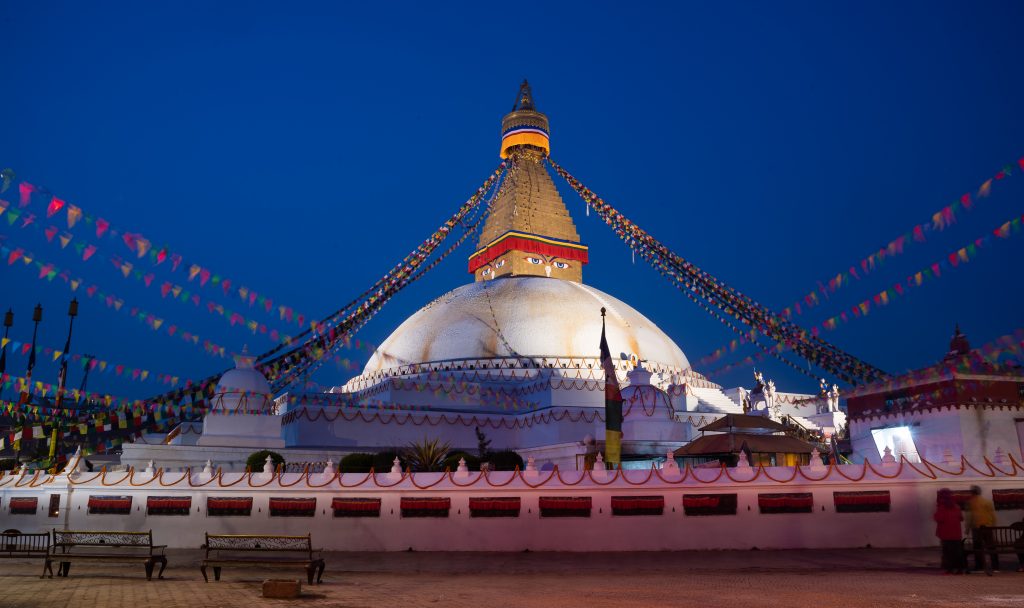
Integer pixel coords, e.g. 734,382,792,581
2,459,1022,552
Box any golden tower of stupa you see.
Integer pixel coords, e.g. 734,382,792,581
468,81,589,283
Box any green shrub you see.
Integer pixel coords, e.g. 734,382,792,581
486,450,524,471
246,450,285,472
443,451,481,472
403,438,452,472
339,453,375,473
373,450,403,472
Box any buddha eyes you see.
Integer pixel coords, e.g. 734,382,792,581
521,256,569,269
495,259,506,268
481,267,492,276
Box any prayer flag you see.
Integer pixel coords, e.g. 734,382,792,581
599,308,623,466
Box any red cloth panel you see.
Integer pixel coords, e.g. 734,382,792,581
468,237,589,272
146,497,191,510
88,497,132,510
683,495,721,508
834,491,890,505
269,498,316,511
9,497,37,509
538,497,592,511
610,496,664,511
993,489,1024,503
332,498,381,512
207,497,253,510
469,497,521,511
400,497,450,510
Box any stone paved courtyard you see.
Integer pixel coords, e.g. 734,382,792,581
1,548,1023,608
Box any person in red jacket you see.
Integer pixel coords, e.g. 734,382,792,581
934,488,965,574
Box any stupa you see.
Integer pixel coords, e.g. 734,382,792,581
123,82,828,472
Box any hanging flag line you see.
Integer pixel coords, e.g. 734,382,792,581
0,395,195,454
266,161,511,391
0,335,182,387
0,241,230,360
7,179,312,331
127,162,507,411
0,211,324,349
699,156,1024,368
547,158,887,386
706,211,1024,377
0,163,506,459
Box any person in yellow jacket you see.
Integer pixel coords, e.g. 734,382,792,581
965,485,998,574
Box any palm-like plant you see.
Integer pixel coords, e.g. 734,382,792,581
403,437,453,472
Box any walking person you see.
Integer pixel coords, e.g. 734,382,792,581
934,488,964,574
965,485,998,575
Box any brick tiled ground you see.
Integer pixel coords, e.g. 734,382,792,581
1,548,1023,608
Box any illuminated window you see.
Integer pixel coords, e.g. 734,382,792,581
47,495,60,518
870,426,921,463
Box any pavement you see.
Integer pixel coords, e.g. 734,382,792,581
1,548,1023,607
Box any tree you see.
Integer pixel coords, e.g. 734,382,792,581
475,426,492,459
246,450,284,472
487,450,524,471
402,437,452,472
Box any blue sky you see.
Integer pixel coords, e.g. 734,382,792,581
1,0,1023,401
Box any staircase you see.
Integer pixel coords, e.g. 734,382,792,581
688,386,745,414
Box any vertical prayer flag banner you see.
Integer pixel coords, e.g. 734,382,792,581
599,308,623,465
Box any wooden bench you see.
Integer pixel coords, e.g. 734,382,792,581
46,530,167,580
201,533,325,584
1,530,53,578
963,523,1024,571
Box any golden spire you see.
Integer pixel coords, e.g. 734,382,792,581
499,80,551,159
469,82,588,283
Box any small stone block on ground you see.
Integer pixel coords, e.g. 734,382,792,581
262,579,301,599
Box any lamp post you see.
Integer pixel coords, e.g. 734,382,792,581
17,304,42,407
14,305,42,462
50,299,77,464
0,309,12,401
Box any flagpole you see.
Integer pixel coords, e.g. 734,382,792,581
599,306,624,467
15,304,42,461
49,298,77,465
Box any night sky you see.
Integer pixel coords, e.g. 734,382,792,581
2,1,1023,401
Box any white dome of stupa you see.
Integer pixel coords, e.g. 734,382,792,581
358,276,689,377
212,351,273,413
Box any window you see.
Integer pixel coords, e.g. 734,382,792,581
870,426,921,462
47,495,60,518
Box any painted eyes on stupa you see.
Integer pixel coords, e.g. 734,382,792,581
523,255,570,269
494,259,506,268
481,267,493,276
